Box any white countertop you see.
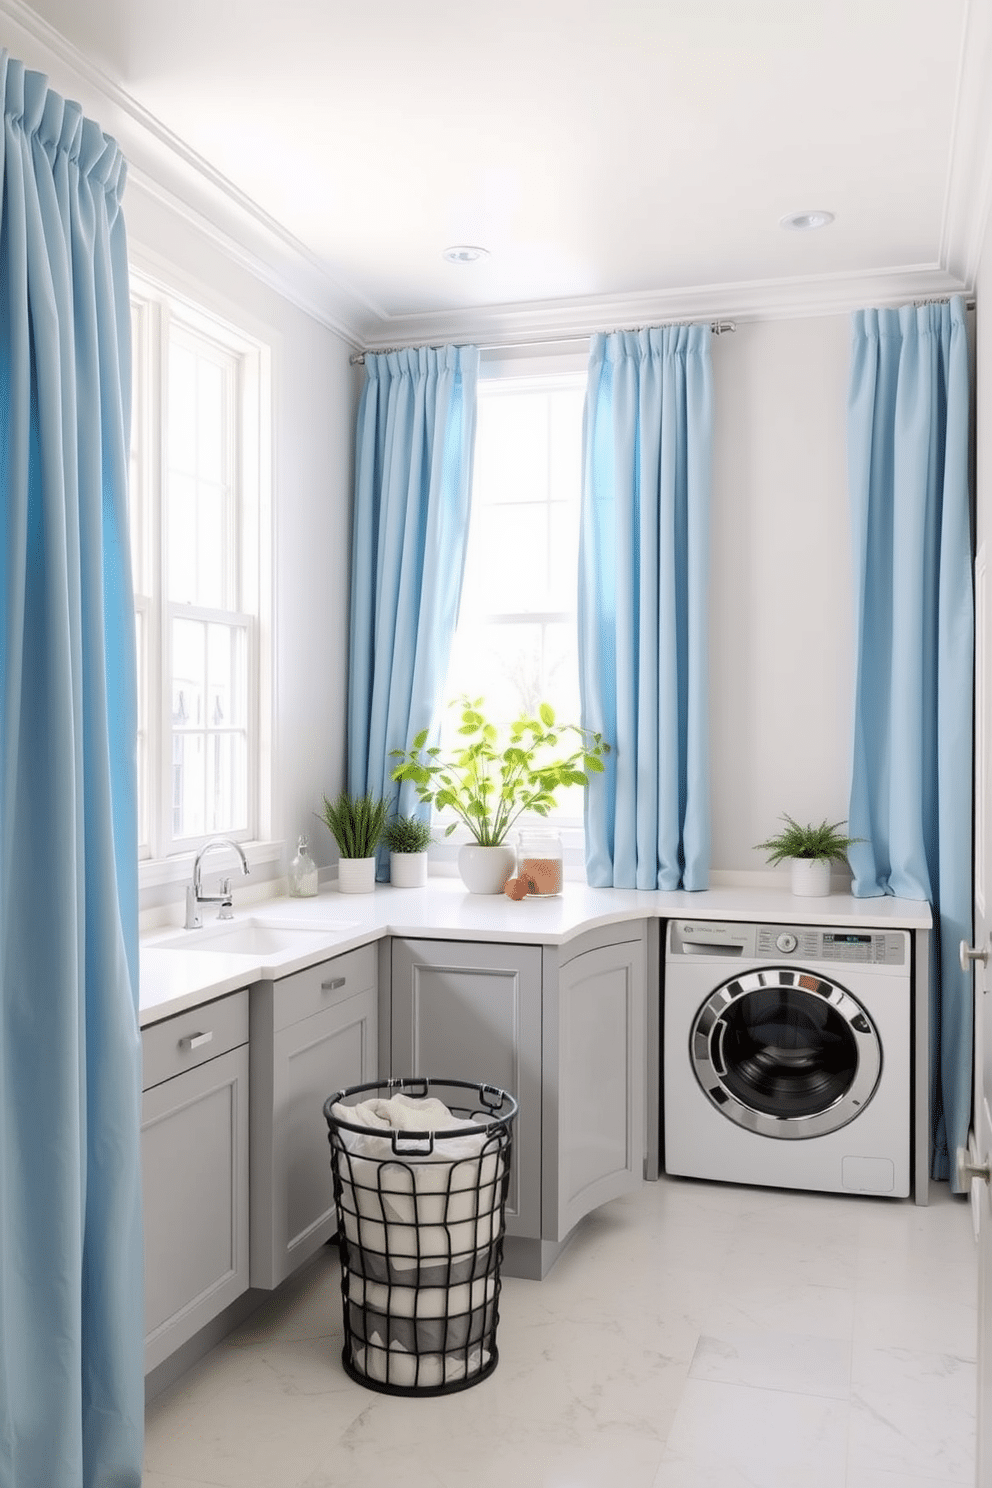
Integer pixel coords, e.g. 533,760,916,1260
138,878,933,1027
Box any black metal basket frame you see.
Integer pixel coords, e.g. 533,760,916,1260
324,1076,518,1397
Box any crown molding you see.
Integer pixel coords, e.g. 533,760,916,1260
354,264,971,351
941,0,992,289
0,0,374,343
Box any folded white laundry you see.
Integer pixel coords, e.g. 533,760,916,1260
351,1330,491,1389
347,1273,495,1321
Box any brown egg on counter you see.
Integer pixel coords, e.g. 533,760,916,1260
504,876,529,900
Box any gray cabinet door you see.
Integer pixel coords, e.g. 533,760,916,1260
142,1042,250,1374
390,938,542,1239
544,933,646,1242
251,960,377,1290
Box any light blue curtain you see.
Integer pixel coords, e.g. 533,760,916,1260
847,297,972,1188
347,345,478,872
0,55,143,1485
579,325,713,889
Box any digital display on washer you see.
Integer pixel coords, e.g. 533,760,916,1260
823,934,871,946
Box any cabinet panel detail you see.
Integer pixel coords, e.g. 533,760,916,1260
548,936,646,1242
141,1043,249,1374
251,979,377,1290
390,939,542,1238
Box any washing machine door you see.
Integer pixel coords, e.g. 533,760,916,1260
690,967,882,1140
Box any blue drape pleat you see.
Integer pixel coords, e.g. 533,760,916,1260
0,54,143,1484
578,325,712,890
847,297,972,1188
347,345,478,870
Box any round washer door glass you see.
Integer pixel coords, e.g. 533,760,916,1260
690,967,882,1140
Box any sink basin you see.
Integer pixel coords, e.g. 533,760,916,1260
151,917,359,957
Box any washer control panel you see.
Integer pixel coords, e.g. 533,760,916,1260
669,920,908,967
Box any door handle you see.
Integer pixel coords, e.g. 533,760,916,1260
959,938,989,974
956,1143,991,1187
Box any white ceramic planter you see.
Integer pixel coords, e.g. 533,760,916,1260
337,856,377,894
390,850,428,888
457,843,516,894
790,857,831,897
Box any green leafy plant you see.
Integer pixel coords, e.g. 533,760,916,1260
390,696,609,847
318,790,390,859
383,813,433,854
755,814,863,865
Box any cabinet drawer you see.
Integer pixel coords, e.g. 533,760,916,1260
142,990,249,1091
270,944,376,1031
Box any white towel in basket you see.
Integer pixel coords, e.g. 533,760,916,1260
351,1331,490,1389
331,1093,506,1267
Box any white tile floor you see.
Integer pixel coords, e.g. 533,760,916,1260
144,1176,977,1487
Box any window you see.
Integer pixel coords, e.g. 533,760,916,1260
443,367,587,830
129,273,270,869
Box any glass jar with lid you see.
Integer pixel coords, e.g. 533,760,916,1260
516,830,564,896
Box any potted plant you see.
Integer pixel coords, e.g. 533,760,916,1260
318,790,390,894
384,813,432,888
391,697,609,893
755,814,862,897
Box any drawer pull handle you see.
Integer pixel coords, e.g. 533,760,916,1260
321,977,346,992
182,1031,213,1050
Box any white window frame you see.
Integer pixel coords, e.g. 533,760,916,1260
129,266,273,889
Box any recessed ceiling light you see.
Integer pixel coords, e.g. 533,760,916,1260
779,210,835,232
442,244,490,264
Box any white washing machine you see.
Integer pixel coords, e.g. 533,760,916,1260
664,918,912,1197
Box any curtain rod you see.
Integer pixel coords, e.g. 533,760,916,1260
349,321,737,366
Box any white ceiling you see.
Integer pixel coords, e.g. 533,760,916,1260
4,0,992,347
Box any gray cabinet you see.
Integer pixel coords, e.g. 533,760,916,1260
543,930,646,1241
250,943,377,1289
141,991,250,1374
389,925,646,1277
389,938,543,1238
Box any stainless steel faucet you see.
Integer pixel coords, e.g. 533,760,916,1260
185,838,251,929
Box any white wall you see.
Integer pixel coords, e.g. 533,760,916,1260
124,182,357,899
709,314,854,877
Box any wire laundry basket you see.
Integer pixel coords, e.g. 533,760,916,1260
323,1076,518,1396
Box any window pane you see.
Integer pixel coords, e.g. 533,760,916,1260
442,373,585,832
473,394,548,507
464,505,548,614
171,614,249,841
172,618,205,727
198,357,225,484
169,343,197,474
172,734,205,839
197,481,225,609
207,731,247,834
167,473,198,603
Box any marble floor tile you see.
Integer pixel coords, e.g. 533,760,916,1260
689,1328,851,1398
849,1342,976,1484
653,1377,849,1488
144,1176,978,1488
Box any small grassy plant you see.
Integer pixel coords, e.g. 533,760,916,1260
319,790,390,859
383,814,433,854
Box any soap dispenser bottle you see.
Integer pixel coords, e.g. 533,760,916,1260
288,835,318,897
